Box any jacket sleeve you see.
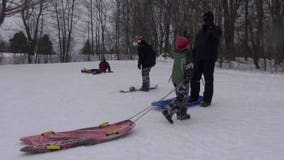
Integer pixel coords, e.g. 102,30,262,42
186,49,193,64
185,49,194,81
209,25,222,60
138,47,143,66
212,26,222,40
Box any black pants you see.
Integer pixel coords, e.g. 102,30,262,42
81,69,102,74
88,69,102,74
190,60,215,103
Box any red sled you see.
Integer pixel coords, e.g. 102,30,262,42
20,120,135,153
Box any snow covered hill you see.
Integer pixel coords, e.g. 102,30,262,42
0,60,284,160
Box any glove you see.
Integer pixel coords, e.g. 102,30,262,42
185,63,194,82
138,64,141,70
186,63,194,70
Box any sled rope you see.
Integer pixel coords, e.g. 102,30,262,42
129,88,176,122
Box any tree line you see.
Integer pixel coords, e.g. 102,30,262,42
0,0,284,70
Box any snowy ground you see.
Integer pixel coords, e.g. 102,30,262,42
0,60,284,160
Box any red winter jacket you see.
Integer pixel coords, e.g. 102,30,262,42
99,60,111,72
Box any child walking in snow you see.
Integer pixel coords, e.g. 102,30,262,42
162,36,193,124
133,35,156,91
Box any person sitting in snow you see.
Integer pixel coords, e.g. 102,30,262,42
133,35,156,91
81,58,112,74
99,58,112,72
162,35,193,123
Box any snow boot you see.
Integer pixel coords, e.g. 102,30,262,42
129,87,136,92
140,86,149,92
200,101,211,107
162,106,174,124
177,108,191,120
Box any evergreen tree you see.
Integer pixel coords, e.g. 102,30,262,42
9,31,28,53
81,39,93,55
37,34,54,55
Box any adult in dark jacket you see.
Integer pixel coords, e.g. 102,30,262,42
189,11,222,107
133,35,156,91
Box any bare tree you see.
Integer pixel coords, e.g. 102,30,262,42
0,0,7,25
241,0,263,69
266,0,284,64
222,0,243,59
255,0,264,69
21,0,46,63
52,0,76,63
94,0,107,57
90,0,94,53
242,0,251,60
112,0,122,59
120,0,132,58
82,0,95,55
0,0,45,26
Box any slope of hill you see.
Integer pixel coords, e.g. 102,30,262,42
0,60,284,160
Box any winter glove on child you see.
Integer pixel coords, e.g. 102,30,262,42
185,63,194,82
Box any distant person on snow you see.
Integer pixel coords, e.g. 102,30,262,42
99,58,112,73
81,58,112,74
189,11,222,107
133,35,156,91
162,36,193,123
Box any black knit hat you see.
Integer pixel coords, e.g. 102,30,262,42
202,11,214,23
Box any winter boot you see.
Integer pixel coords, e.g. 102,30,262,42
140,86,149,92
177,108,191,120
129,87,136,92
200,101,211,107
162,106,175,124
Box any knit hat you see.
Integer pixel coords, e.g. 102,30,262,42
133,35,142,42
203,11,214,24
175,36,190,50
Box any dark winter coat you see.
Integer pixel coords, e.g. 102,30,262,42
193,24,222,62
138,40,156,68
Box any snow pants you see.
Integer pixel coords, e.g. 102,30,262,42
168,81,189,113
190,60,215,103
141,67,151,90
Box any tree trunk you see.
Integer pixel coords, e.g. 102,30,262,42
0,0,7,26
256,0,264,69
53,0,76,63
222,0,234,59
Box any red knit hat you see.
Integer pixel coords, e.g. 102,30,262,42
175,36,190,50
